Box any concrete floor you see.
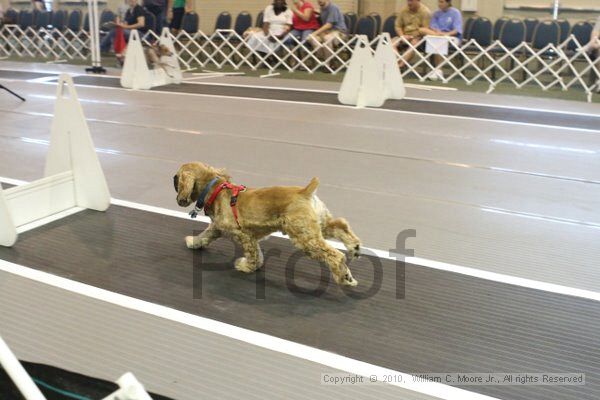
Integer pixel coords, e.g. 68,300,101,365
1,61,600,400
1,62,599,294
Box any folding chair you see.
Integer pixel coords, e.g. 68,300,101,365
214,11,232,31
369,12,382,35
556,19,571,44
255,11,264,28
344,12,357,35
491,18,526,79
493,17,509,42
382,15,397,38
234,11,252,37
463,17,476,41
524,18,538,43
50,9,67,31
356,16,376,41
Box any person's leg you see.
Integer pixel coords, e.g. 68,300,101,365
116,29,131,64
322,31,341,64
100,28,116,53
301,29,314,43
155,6,166,33
308,32,324,59
287,29,301,45
170,7,184,34
398,38,420,68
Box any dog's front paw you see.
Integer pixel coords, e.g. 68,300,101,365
340,271,358,287
235,257,255,273
349,244,361,260
185,236,203,250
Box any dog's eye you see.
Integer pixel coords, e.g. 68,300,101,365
173,175,179,192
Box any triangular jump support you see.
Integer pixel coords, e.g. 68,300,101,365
374,33,406,100
0,74,111,247
121,28,182,90
338,35,385,108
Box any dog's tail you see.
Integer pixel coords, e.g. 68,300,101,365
300,177,319,197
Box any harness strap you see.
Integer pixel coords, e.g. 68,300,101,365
203,181,246,226
189,176,220,219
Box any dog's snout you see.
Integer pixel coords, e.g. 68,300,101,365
177,198,189,207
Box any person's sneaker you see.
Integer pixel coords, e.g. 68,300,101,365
426,69,438,81
436,69,445,81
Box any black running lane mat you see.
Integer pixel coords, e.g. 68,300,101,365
0,361,174,400
0,206,599,399
70,75,600,131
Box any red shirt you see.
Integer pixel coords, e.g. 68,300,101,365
293,1,320,30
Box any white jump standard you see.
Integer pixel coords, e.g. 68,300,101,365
338,33,406,108
120,28,183,90
0,74,111,247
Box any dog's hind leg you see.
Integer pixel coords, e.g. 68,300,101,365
233,233,263,273
311,196,361,260
186,223,221,249
321,217,362,260
286,220,357,287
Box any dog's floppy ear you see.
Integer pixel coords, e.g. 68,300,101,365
173,174,179,193
215,168,231,181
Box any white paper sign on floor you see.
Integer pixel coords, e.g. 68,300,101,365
0,74,111,247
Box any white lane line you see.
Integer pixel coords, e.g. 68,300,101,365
2,175,600,303
36,80,598,133
16,207,85,234
0,258,501,400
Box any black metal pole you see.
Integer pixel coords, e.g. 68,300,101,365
0,85,26,102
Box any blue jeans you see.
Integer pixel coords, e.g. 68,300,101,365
145,4,166,33
100,28,130,53
288,29,315,44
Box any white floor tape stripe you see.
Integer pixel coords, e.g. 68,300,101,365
0,258,500,400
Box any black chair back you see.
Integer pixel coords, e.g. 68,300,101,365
524,18,539,43
234,11,252,36
382,15,397,38
214,11,232,30
500,19,526,49
182,12,199,34
355,16,376,41
531,20,560,49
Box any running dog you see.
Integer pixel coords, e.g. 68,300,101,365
174,162,361,286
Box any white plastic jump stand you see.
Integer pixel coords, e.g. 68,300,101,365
121,28,182,90
338,35,385,108
374,33,406,100
0,74,111,247
101,373,153,400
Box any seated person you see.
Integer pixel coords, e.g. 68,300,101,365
288,0,320,43
246,0,293,54
419,0,462,80
308,0,347,60
100,0,146,63
395,0,431,69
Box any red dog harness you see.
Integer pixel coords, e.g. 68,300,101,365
204,181,246,226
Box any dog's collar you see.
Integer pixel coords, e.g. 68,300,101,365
189,177,220,219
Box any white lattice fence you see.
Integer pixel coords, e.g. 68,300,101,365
1,25,598,101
